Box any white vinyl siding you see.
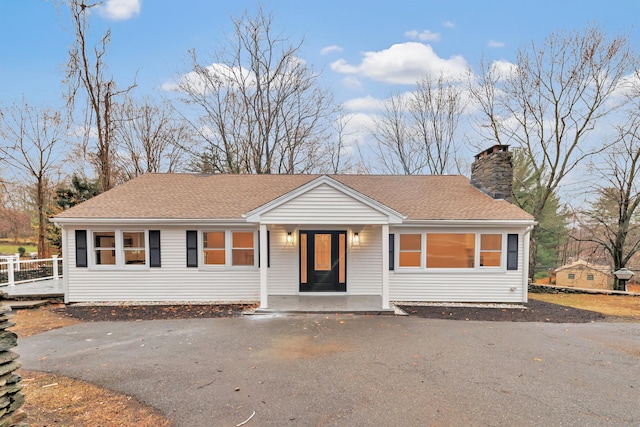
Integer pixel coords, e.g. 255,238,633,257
347,226,382,295
389,228,527,303
261,183,389,224
66,226,259,303
267,227,299,295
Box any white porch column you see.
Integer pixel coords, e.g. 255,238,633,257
52,255,59,279
259,223,268,308
381,224,390,309
61,227,69,303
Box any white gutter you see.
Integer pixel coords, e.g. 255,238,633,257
52,218,250,226
398,219,536,227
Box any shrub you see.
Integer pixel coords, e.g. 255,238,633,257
17,247,26,256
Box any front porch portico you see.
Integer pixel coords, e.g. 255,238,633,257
246,176,404,310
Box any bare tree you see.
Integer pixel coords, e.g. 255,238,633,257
576,106,640,289
469,25,636,277
372,74,465,175
410,74,465,174
371,93,421,174
0,102,65,257
171,7,335,174
65,0,135,191
113,97,190,179
325,114,353,174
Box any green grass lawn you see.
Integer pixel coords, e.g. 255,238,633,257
0,244,38,256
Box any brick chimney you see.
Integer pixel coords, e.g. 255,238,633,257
470,144,513,202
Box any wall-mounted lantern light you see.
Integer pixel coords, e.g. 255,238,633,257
352,232,360,245
286,232,293,244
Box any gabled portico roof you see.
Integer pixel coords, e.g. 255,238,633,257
243,175,405,224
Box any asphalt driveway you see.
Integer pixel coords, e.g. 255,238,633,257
19,315,640,426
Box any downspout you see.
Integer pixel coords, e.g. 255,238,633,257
54,222,69,304
522,225,535,303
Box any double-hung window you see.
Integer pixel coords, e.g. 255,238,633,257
479,234,502,267
399,234,422,267
94,231,116,265
232,232,255,266
203,231,226,265
123,231,146,265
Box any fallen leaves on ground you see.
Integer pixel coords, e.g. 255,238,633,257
20,369,172,427
9,304,81,337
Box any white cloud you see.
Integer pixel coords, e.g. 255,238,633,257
342,96,385,112
488,39,505,48
320,45,343,55
331,42,468,85
338,112,377,146
162,63,251,94
490,59,517,79
404,29,441,42
163,57,309,94
443,21,455,29
341,76,363,90
609,71,640,105
98,0,141,21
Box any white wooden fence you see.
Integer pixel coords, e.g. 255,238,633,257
0,255,62,287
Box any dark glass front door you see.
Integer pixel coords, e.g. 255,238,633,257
299,231,346,292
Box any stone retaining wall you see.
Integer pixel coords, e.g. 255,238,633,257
530,283,640,297
0,292,24,426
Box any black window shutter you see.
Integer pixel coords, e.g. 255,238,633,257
149,230,161,267
389,233,395,270
507,234,518,270
75,230,88,268
186,230,198,267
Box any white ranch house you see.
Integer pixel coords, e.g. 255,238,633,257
53,149,535,309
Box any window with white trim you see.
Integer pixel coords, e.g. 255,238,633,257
201,230,256,267
395,232,507,270
91,230,148,267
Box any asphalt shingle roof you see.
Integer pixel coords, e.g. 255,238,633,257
54,173,534,222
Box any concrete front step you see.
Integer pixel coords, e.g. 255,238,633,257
252,307,397,315
4,300,49,310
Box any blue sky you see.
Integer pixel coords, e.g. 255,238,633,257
2,0,638,108
1,0,639,186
